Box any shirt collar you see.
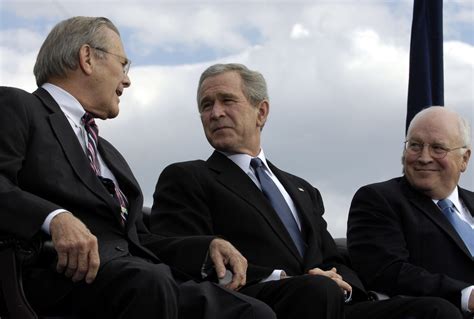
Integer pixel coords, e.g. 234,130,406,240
221,149,273,176
42,83,86,127
433,187,461,210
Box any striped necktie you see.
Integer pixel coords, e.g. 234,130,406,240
81,112,129,225
437,199,474,257
251,158,306,256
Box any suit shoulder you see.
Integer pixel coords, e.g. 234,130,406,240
357,177,402,193
0,86,32,95
161,159,208,176
269,164,320,193
0,86,39,104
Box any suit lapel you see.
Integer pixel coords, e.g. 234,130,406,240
459,187,474,218
401,177,473,258
207,151,303,261
268,162,321,264
33,88,118,210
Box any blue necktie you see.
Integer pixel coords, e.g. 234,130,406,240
437,199,474,257
250,158,306,256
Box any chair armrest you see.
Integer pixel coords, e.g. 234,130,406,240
0,236,38,319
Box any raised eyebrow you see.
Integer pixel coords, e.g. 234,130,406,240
216,92,238,100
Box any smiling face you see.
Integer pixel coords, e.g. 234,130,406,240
198,71,268,156
403,108,471,199
86,27,131,119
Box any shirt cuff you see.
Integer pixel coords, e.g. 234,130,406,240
260,269,284,283
41,209,68,235
461,285,474,313
344,289,353,303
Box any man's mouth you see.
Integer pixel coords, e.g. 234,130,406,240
212,126,230,133
116,89,123,97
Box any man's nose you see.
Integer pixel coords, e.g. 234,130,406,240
210,102,225,118
123,73,131,88
417,145,434,163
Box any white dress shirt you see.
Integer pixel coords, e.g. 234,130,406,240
433,187,473,313
41,83,120,234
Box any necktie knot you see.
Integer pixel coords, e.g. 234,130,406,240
437,199,454,212
250,157,264,170
81,112,96,127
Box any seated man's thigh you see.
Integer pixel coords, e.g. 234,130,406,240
75,255,179,318
241,274,345,319
179,280,276,319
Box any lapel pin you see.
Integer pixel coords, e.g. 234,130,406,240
298,187,305,192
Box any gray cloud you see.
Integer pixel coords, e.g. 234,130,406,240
1,1,473,237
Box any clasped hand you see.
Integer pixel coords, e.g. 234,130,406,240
308,267,352,295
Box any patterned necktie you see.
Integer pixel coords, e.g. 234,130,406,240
81,112,129,225
437,199,474,257
250,158,306,256
82,112,101,175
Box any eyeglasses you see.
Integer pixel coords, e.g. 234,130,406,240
91,46,131,75
404,140,467,159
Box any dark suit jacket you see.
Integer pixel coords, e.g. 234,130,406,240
347,176,474,308
0,86,211,306
151,151,367,299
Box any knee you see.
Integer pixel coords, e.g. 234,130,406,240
411,297,462,319
250,300,276,319
290,275,344,302
430,297,462,319
137,263,179,297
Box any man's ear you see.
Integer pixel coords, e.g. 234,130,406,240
460,148,471,172
256,100,269,129
78,44,94,75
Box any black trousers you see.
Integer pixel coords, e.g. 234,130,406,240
25,255,276,319
240,274,463,319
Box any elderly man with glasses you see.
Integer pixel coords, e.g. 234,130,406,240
348,106,473,318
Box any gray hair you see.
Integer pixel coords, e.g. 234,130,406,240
34,16,119,86
197,63,268,107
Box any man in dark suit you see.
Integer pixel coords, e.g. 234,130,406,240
348,106,473,317
151,63,461,319
0,17,275,319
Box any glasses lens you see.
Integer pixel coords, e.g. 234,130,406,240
124,60,131,74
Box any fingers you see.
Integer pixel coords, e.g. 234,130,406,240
85,244,100,284
210,248,227,279
333,278,352,293
209,238,247,291
307,267,342,280
307,267,352,293
226,255,247,291
50,212,100,284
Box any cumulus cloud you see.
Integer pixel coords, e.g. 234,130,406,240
1,1,473,237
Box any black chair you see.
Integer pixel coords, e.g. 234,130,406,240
0,208,154,319
0,237,38,319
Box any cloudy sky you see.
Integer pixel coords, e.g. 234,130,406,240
1,0,473,237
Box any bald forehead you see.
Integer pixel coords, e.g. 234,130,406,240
408,107,457,132
407,107,463,144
